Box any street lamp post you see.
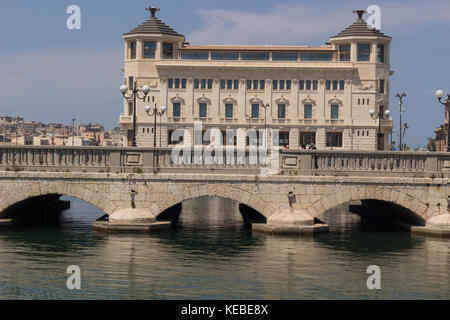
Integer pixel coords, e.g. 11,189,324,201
145,103,167,148
120,82,151,147
435,89,450,152
369,108,391,151
395,93,406,151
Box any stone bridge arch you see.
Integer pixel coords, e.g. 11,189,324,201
151,183,275,220
0,180,120,216
306,185,434,222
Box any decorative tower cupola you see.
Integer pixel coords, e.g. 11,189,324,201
123,6,185,61
329,9,391,63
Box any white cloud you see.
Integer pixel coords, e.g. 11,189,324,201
187,0,450,46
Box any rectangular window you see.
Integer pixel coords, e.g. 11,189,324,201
242,52,270,60
339,44,351,61
339,80,345,91
199,103,207,118
260,80,265,90
279,132,290,147
273,80,278,90
211,52,239,60
128,76,134,90
129,41,137,59
208,79,213,89
253,80,259,90
175,79,180,89
278,104,286,119
377,44,385,62
279,80,285,90
358,44,370,61
225,104,233,118
306,80,312,91
143,41,156,59
247,80,252,90
326,132,343,147
304,104,312,119
168,78,174,89
331,104,339,119
162,42,174,59
273,52,298,61
326,80,331,90
201,79,206,89
379,79,385,94
313,80,318,90
286,80,291,90
181,51,209,60
227,80,233,90
301,53,333,61
181,79,186,89
299,80,304,90
173,103,181,117
221,80,226,90
251,104,259,118
300,132,316,147
234,80,239,90
194,79,200,89
332,80,338,90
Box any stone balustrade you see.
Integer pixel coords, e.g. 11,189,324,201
0,145,449,178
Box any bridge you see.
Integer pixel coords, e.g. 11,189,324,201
0,145,449,236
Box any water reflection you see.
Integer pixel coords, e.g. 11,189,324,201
0,197,448,299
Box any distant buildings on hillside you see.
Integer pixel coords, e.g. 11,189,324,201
0,116,125,147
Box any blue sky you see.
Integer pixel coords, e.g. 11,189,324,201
0,0,449,148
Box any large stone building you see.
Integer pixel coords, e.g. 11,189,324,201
119,7,393,150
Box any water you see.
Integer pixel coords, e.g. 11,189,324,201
0,197,448,300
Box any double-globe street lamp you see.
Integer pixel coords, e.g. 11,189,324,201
145,103,167,148
435,89,450,152
120,82,151,147
369,108,391,151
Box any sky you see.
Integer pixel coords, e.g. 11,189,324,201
0,0,449,148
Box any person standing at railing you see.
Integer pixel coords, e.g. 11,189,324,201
309,143,317,150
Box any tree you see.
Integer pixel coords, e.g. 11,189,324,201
426,138,437,151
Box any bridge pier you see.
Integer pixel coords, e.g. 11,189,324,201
92,208,171,233
411,214,450,238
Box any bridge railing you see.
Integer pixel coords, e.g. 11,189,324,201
280,150,449,178
0,145,449,177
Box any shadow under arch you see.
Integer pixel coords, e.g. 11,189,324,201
153,183,272,225
155,195,266,229
0,182,120,218
309,187,429,228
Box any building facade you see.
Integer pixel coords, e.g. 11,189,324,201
119,8,393,150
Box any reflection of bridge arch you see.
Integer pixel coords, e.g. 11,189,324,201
0,181,120,216
152,184,273,219
307,186,431,222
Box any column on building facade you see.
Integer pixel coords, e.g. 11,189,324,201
136,40,143,60
265,79,273,126
370,42,378,63
289,79,300,149
350,41,357,62
186,78,194,124
316,128,326,149
343,79,353,126
212,78,221,124
238,79,247,125
317,79,326,148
